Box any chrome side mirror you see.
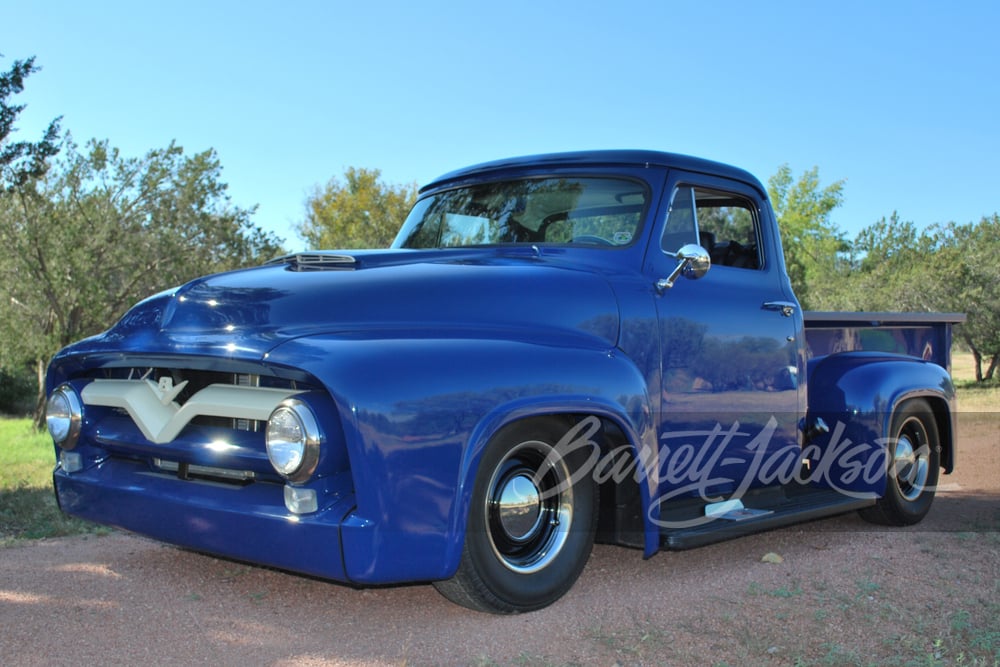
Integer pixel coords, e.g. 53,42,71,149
657,243,711,292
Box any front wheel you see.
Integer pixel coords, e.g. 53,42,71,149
434,418,598,613
859,399,941,526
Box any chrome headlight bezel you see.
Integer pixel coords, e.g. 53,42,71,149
265,399,321,483
46,385,83,450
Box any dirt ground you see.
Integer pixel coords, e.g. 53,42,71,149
1,413,997,666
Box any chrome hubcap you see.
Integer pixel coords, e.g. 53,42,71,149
496,473,543,540
892,420,930,502
486,440,573,574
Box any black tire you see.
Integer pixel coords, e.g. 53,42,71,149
434,417,598,613
859,398,940,526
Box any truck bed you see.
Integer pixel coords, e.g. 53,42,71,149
804,311,966,371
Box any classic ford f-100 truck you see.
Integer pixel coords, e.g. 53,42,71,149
46,150,963,613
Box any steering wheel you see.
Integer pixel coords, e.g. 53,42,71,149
570,235,614,246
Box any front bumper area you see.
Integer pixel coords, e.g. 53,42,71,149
54,458,357,582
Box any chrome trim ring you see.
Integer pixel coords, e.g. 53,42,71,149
485,440,574,574
265,398,322,483
892,417,930,502
47,385,83,450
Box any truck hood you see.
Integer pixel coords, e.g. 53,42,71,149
59,249,622,364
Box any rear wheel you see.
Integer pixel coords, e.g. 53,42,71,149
434,418,598,613
859,399,940,526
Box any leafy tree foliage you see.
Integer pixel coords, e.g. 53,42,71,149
0,54,61,413
297,167,417,249
0,56,60,191
0,139,284,422
819,212,1000,381
927,216,1000,381
759,164,998,382
767,165,847,309
0,367,34,414
809,212,925,311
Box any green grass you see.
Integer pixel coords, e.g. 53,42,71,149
0,418,56,487
954,381,1000,411
951,352,1000,411
0,418,107,545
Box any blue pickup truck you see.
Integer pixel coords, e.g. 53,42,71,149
45,150,963,613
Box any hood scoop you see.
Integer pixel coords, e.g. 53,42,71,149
267,253,357,271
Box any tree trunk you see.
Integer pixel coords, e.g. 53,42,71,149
986,355,999,382
33,358,47,430
967,339,984,382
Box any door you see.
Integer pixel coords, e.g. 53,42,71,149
645,171,804,511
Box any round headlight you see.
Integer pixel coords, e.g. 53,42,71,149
265,399,321,483
46,385,82,449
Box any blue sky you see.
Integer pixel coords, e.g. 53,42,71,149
4,0,998,249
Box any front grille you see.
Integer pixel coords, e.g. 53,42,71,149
70,361,352,505
153,458,256,485
78,365,315,479
234,373,260,432
95,367,305,399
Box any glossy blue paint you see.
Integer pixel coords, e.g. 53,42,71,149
45,150,962,589
54,460,356,580
804,312,965,372
423,150,764,198
650,172,801,494
50,249,626,368
264,334,654,582
805,352,957,491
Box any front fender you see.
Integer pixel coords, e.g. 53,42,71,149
265,335,655,584
806,352,956,496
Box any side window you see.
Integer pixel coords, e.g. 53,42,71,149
694,188,761,270
661,186,698,254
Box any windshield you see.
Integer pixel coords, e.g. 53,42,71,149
392,177,648,249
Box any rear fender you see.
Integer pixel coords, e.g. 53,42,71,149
805,352,956,497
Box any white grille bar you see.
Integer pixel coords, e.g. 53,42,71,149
81,379,302,444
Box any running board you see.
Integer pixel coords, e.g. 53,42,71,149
660,490,875,550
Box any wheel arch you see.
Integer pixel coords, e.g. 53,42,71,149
892,390,955,474
806,352,957,495
446,397,657,576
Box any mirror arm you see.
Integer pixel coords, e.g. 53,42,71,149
656,262,687,292
656,244,711,293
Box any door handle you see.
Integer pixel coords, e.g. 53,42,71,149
763,301,797,317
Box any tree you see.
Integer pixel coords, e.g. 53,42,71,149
820,212,931,311
824,212,1000,382
0,139,285,424
927,216,1000,381
297,167,417,249
0,54,61,413
767,165,848,309
1,55,60,191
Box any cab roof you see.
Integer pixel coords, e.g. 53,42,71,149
422,150,766,195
